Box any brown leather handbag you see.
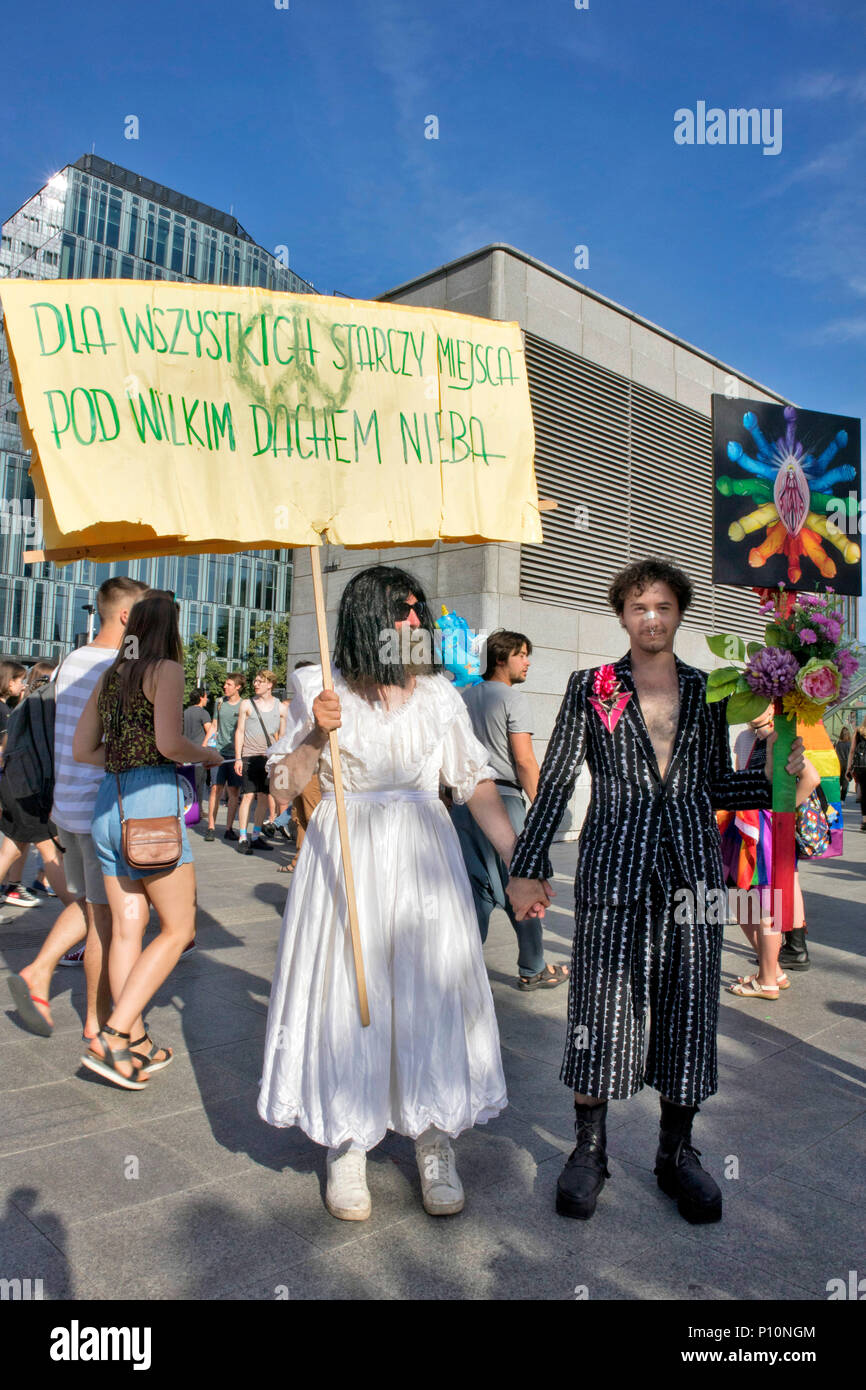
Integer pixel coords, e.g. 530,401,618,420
116,769,183,871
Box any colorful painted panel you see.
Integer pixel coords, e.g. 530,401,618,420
712,396,862,596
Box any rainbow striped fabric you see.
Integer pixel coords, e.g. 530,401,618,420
799,719,843,858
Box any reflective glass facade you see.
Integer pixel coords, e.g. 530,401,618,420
0,154,311,660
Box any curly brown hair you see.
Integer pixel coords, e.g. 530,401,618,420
608,559,693,616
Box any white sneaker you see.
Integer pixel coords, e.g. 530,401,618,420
415,1128,465,1215
325,1142,371,1221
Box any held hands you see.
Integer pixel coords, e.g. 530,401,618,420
506,876,555,922
313,690,342,738
764,732,807,781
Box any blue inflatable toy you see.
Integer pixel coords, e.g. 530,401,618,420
436,606,484,688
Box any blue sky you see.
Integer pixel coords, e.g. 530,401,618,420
3,0,865,616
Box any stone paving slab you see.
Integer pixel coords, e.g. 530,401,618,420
0,801,863,1301
60,1182,319,1301
673,1171,864,1300
3,1128,208,1228
0,1198,99,1302
577,1232,819,1302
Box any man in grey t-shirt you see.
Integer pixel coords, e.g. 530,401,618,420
183,688,212,809
451,630,569,991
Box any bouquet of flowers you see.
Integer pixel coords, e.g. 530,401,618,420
706,591,860,725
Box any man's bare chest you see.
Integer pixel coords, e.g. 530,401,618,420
633,680,680,776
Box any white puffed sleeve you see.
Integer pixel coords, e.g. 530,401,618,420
438,682,498,804
265,664,321,769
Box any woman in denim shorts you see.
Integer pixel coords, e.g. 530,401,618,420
74,590,222,1089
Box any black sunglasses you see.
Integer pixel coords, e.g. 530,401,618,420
395,599,427,621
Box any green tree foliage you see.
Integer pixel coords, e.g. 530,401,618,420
182,634,229,707
245,617,290,695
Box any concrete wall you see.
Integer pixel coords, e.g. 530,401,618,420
382,246,782,423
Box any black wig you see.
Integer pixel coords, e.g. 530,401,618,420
333,565,440,688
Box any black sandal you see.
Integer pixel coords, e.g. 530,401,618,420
81,1026,149,1090
518,963,569,991
129,1032,174,1074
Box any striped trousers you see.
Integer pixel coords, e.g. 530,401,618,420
561,852,723,1105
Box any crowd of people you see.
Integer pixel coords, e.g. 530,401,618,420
0,559,858,1227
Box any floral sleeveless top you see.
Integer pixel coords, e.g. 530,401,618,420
98,668,172,774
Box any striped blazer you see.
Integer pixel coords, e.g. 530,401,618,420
509,653,771,906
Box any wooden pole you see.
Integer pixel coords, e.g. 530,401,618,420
309,545,370,1027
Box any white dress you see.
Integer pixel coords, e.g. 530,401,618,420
257,664,508,1150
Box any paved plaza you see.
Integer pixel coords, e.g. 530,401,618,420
1,803,864,1302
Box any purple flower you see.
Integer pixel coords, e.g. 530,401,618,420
811,614,842,643
837,648,860,677
758,600,776,616
744,646,801,698
798,594,827,607
799,629,817,644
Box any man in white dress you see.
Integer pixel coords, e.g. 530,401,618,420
259,565,518,1222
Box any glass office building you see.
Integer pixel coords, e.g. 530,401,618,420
0,153,314,662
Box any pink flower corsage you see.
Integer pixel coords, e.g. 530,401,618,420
589,664,631,733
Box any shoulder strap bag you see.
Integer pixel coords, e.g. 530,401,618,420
116,769,183,871
250,697,276,748
795,785,832,859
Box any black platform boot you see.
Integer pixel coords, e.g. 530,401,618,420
654,1100,722,1225
556,1100,610,1220
778,926,810,971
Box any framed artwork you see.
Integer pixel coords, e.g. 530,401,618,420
712,395,862,596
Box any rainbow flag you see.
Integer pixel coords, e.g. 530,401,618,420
799,719,843,858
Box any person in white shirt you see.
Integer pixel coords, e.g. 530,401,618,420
6,578,147,1038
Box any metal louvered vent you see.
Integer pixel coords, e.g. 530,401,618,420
521,332,766,640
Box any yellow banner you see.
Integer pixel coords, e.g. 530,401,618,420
0,280,541,561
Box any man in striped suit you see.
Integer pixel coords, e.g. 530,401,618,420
507,559,809,1225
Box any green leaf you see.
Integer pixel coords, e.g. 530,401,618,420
244,616,290,695
763,624,789,648
734,675,752,693
746,641,763,658
706,633,747,662
707,665,740,688
706,667,741,703
726,690,771,724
